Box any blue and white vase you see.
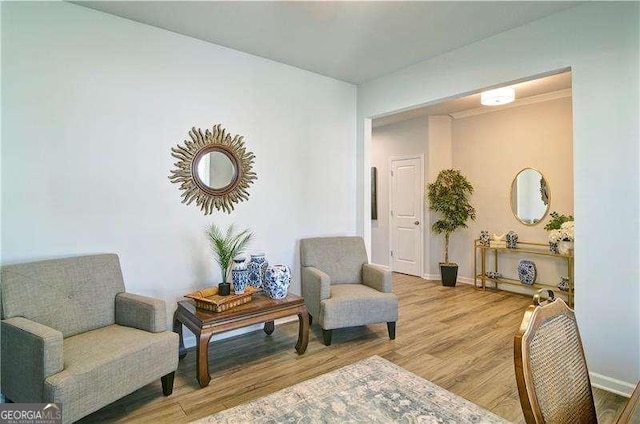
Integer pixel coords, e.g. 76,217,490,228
231,257,249,294
518,260,537,285
479,231,490,247
549,242,559,254
247,253,268,289
558,277,570,292
263,265,291,300
506,231,518,249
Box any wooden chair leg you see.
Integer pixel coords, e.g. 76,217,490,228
322,328,332,346
161,371,175,396
387,322,396,340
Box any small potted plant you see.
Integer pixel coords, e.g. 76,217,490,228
544,211,574,254
427,169,476,287
206,223,253,295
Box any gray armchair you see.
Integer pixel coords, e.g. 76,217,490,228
300,236,398,346
1,254,178,424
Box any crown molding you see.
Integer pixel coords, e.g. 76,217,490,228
450,88,572,119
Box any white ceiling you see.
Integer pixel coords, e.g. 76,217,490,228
72,1,580,84
372,71,572,127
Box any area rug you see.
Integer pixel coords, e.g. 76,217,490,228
192,355,510,423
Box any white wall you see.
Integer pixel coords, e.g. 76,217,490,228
358,2,639,394
1,1,356,337
371,117,428,267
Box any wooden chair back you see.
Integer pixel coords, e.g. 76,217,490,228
514,293,597,424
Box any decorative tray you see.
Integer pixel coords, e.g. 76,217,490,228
185,286,259,313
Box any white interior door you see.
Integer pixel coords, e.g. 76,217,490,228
390,156,423,276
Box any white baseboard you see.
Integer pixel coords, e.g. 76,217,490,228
181,315,298,350
420,274,475,286
370,263,390,270
456,276,475,286
590,372,636,397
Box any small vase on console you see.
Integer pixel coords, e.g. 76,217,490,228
247,253,268,289
263,265,291,299
231,257,249,295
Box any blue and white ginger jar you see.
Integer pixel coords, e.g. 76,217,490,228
506,231,518,249
518,260,537,285
247,253,268,289
263,265,291,300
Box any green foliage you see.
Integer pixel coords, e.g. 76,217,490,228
427,169,476,263
543,211,574,231
206,223,253,282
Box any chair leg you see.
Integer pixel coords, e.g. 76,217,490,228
387,322,396,340
322,328,332,346
161,371,175,396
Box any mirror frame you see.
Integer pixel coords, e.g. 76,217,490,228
510,167,550,226
169,124,256,214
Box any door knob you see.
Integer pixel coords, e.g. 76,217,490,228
414,221,420,225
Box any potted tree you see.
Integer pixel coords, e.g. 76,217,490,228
427,169,476,287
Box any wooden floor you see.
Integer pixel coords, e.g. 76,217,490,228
81,274,627,423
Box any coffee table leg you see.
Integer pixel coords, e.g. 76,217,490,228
295,305,309,354
173,310,187,360
196,331,214,388
264,321,275,335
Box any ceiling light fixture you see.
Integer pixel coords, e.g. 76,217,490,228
480,87,515,106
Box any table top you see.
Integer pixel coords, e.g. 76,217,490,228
177,292,304,324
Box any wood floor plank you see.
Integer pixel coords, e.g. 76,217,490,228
79,274,628,423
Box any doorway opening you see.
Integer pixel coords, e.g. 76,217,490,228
369,70,574,299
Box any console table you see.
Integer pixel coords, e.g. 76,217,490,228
473,240,574,307
173,292,309,388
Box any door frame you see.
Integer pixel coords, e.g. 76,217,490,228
388,154,425,277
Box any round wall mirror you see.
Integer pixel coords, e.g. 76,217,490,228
195,149,238,191
169,124,257,214
510,168,550,225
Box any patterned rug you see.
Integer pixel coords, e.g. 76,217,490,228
192,356,510,423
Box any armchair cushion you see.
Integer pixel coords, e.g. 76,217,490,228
115,292,167,333
1,317,64,401
44,325,178,423
1,254,126,337
300,237,368,284
362,264,393,293
320,284,398,330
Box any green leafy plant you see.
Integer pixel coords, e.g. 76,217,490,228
543,211,574,231
427,169,476,265
206,223,253,283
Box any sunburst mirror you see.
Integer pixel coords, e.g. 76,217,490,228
169,124,257,214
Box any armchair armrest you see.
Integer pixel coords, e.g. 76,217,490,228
115,292,167,333
362,263,393,293
301,266,331,318
1,317,63,401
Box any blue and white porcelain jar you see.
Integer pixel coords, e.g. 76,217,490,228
506,231,518,249
479,231,490,247
263,265,291,299
518,260,537,285
231,257,249,294
247,253,268,289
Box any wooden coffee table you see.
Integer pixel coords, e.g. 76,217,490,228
173,292,309,388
